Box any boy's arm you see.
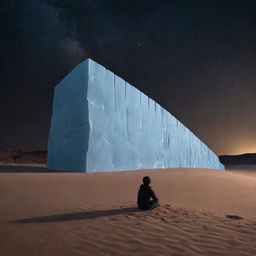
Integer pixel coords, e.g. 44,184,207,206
149,188,158,201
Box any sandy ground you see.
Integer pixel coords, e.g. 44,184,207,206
0,166,256,256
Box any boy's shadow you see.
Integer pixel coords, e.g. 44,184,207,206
12,207,140,223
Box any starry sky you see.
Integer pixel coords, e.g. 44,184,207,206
1,0,256,155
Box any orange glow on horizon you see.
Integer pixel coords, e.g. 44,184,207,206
226,145,256,155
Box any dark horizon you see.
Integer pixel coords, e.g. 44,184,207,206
2,147,256,157
1,0,256,155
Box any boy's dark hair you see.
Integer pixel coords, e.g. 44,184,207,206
143,176,151,186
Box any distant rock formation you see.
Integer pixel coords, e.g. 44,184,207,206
47,59,224,172
219,153,256,165
0,149,47,164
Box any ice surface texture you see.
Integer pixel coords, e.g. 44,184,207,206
47,59,224,172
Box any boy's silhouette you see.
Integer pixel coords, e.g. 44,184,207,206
137,176,159,210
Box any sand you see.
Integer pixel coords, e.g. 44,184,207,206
0,166,256,256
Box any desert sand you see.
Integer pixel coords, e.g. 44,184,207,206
0,166,256,256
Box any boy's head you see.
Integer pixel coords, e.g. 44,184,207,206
143,176,151,186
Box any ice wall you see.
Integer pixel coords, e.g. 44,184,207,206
47,59,224,172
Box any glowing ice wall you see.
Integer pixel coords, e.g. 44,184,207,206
47,59,224,172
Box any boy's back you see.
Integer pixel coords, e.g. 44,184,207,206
137,176,159,210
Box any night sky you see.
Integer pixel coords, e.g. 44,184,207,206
1,0,256,155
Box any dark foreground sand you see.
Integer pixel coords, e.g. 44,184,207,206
0,166,256,256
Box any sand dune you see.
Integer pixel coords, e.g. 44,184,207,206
0,167,256,256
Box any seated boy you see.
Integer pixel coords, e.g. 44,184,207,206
137,176,159,210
